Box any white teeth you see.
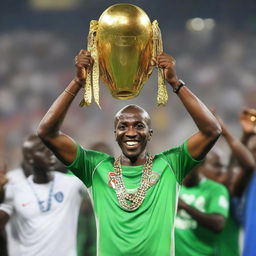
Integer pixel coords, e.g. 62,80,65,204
126,141,138,146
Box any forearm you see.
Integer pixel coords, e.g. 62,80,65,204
37,79,82,139
174,85,221,137
182,204,225,233
223,129,255,170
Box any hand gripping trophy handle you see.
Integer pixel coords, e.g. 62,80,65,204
80,20,100,108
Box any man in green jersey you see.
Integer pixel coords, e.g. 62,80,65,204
202,113,255,256
37,50,221,255
175,152,230,256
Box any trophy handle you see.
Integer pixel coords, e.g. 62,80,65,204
80,20,101,108
152,20,168,106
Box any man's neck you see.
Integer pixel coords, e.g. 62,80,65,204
32,172,53,184
121,152,147,166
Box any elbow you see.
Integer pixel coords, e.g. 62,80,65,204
205,124,222,141
37,123,59,146
37,122,54,142
37,124,47,140
213,125,222,139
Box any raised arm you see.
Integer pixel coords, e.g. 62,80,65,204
157,53,221,160
215,114,255,196
37,50,93,165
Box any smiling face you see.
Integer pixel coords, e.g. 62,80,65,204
114,105,153,163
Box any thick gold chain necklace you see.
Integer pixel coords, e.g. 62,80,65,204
113,154,154,211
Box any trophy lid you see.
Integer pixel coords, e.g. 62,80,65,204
98,3,152,37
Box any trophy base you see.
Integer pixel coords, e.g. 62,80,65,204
112,91,139,100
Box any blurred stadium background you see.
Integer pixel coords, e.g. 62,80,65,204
1,0,256,168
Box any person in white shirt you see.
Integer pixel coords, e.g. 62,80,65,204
0,134,86,256
2,138,35,256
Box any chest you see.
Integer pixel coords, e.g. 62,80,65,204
90,160,179,214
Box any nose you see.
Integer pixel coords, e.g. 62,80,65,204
125,126,137,137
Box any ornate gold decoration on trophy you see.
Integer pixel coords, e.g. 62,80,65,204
79,3,168,108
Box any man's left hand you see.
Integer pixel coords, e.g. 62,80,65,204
156,52,179,87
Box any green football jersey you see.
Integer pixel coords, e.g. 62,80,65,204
175,178,229,256
68,141,201,256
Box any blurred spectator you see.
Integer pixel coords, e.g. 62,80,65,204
200,112,255,256
0,135,86,256
175,157,229,256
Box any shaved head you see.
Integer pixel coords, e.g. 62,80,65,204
114,105,151,128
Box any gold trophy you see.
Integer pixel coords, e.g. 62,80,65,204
80,3,168,107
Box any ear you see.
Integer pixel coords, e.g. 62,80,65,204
148,129,153,141
114,130,117,141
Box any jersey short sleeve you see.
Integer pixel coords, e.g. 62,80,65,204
160,140,202,184
207,184,229,217
0,184,15,216
66,143,110,188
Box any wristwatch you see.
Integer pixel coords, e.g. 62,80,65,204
173,80,185,94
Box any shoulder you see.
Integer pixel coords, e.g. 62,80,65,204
3,180,27,199
7,168,26,184
156,145,183,157
74,144,113,164
84,148,113,160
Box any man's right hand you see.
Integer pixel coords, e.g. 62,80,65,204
75,50,94,85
